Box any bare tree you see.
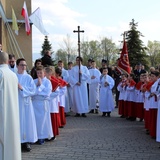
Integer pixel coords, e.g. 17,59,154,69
100,37,118,66
59,34,77,63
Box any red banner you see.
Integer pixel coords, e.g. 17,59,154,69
118,40,131,74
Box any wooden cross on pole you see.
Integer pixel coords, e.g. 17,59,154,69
73,26,84,83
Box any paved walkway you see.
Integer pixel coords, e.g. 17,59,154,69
22,109,160,160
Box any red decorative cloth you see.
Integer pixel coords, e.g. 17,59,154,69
118,40,131,74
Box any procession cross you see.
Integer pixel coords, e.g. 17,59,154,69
73,26,84,83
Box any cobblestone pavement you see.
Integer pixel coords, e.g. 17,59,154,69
22,109,160,160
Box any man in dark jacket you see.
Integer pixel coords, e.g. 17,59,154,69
41,50,53,67
99,59,113,77
133,63,146,83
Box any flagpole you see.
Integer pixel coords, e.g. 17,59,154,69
123,31,127,41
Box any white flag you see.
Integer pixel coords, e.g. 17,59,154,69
29,7,49,35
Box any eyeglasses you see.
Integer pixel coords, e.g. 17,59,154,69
19,64,27,67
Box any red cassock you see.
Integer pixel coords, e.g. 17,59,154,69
118,100,124,115
135,81,144,119
147,81,158,138
56,77,68,128
144,81,154,131
149,108,157,138
118,80,126,116
126,79,136,118
120,80,129,117
50,113,59,136
50,76,60,136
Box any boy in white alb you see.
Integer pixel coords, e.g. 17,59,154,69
117,74,128,118
16,58,38,152
88,60,101,113
124,73,136,121
45,67,60,139
156,78,160,146
99,67,115,117
147,71,159,138
55,67,68,128
32,66,53,144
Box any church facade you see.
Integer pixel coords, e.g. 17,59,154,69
1,0,32,69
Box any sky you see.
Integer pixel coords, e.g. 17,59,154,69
31,0,160,60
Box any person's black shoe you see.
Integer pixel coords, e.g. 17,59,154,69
59,126,64,128
21,143,25,152
107,112,111,117
130,117,136,121
51,136,56,141
139,118,143,122
89,109,94,113
38,139,45,145
21,143,31,152
45,136,56,141
74,113,80,117
81,113,87,117
146,129,150,135
126,117,131,120
25,143,31,152
120,115,125,118
45,138,51,142
65,113,70,117
95,108,98,114
102,112,106,117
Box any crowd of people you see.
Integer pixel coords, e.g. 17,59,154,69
1,48,160,159
117,69,160,147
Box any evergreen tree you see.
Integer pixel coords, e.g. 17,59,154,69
125,19,149,69
41,36,52,56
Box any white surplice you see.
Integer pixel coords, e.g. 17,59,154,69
70,65,90,113
99,75,115,112
0,64,21,160
157,102,160,142
89,68,101,110
50,87,59,113
67,69,73,111
117,81,126,101
59,86,67,107
153,78,160,142
32,77,53,139
62,68,69,82
17,72,38,143
62,68,70,113
149,80,159,109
